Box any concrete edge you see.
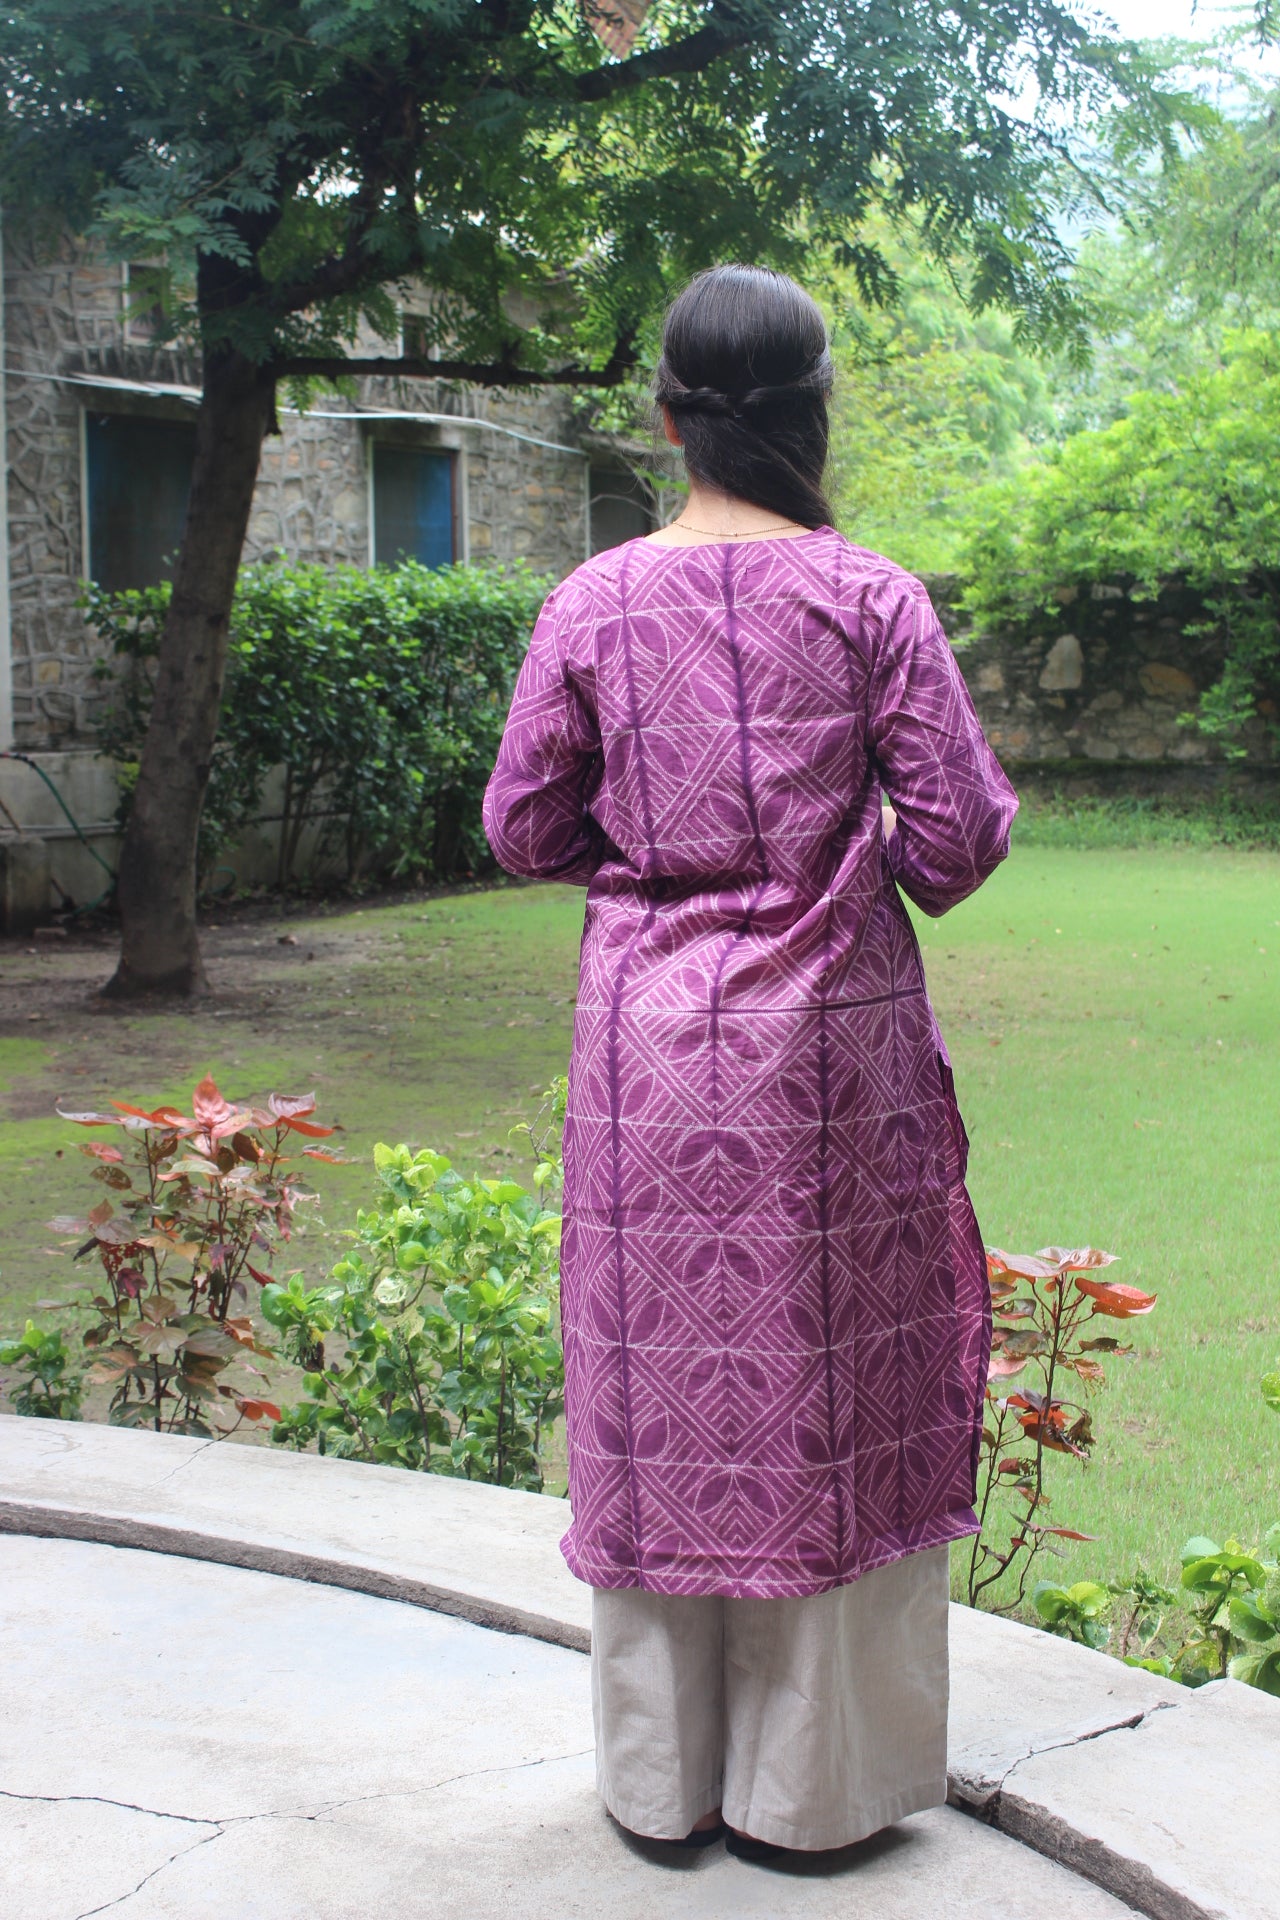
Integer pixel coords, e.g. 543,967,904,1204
0,1498,591,1656
994,1777,1206,1920
2,1422,1269,1920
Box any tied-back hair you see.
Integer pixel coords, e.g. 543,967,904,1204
654,265,834,531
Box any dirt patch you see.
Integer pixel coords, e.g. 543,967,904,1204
0,882,584,1339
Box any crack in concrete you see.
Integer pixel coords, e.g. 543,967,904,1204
3,1745,592,1837
74,1830,224,1920
5,1746,595,1915
953,1696,1183,1820
294,1743,596,1825
0,1787,217,1828
994,1699,1182,1800
155,1436,223,1484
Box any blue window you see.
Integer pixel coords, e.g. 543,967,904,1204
85,412,196,591
372,445,456,568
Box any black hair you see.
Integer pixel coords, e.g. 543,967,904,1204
654,264,834,530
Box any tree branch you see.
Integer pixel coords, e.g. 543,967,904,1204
273,330,639,388
572,18,760,102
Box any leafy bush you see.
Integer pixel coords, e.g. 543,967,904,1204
264,1079,565,1490
0,1320,83,1419
956,331,1280,749
1032,1578,1112,1649
1088,1377,1280,1695
42,1076,341,1435
969,1245,1156,1613
85,559,548,890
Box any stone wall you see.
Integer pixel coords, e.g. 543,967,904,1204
931,578,1279,793
2,229,589,753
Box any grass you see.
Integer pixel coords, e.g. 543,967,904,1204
923,842,1280,1597
1013,788,1280,852
2,836,1278,1602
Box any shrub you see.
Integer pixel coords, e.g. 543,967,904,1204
0,1320,83,1419
1085,1378,1280,1695
954,330,1280,750
42,1076,341,1435
264,1079,566,1490
85,559,548,890
968,1244,1156,1614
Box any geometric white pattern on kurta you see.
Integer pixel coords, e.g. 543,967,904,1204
483,528,1018,1597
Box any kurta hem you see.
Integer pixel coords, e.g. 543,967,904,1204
562,1504,979,1599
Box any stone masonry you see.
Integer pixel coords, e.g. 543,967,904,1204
2,226,592,752
931,577,1278,793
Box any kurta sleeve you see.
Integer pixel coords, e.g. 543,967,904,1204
482,586,604,886
868,582,1018,917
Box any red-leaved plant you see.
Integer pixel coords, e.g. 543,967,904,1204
48,1076,342,1436
968,1246,1157,1612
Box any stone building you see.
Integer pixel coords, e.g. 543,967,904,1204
2,227,1274,926
0,227,657,922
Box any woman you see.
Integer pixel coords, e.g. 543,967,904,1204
482,265,1016,1862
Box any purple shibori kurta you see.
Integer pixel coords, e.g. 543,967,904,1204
482,527,1018,1598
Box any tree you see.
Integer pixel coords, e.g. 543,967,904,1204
957,331,1280,745
0,0,1183,994
825,234,1053,575
949,73,1280,744
1048,67,1280,434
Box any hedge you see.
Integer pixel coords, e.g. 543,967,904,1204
87,559,549,890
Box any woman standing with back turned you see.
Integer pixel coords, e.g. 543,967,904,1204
483,265,1017,1862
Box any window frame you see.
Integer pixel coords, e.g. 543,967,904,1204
368,437,462,571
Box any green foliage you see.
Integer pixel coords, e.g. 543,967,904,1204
0,1319,83,1420
1055,76,1280,438
957,332,1280,746
827,242,1052,573
1032,1578,1112,1649
1011,792,1280,854
264,1080,566,1490
39,1076,337,1436
0,3,1192,383
1105,1528,1280,1695
1080,1372,1280,1694
85,560,547,889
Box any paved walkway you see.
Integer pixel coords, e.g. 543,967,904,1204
2,1416,1276,1919
3,1534,1136,1920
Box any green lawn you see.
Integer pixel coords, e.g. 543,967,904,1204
925,844,1280,1592
2,845,1277,1594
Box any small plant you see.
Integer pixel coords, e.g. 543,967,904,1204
265,1079,565,1490
44,1076,341,1435
1076,1371,1280,1695
1031,1578,1112,1649
1102,1531,1280,1695
1108,1568,1177,1667
968,1245,1157,1614
0,1320,84,1419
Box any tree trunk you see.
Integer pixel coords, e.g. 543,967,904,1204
102,350,275,997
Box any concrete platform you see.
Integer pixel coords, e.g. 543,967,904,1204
2,1415,1277,1919
2,1535,1138,1920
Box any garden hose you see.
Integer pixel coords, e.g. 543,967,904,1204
0,749,118,917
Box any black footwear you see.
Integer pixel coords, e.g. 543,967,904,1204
669,1819,728,1849
726,1829,789,1863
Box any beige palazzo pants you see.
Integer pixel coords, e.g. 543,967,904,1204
591,1544,950,1852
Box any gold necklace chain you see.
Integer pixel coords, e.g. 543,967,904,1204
668,517,804,539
